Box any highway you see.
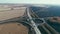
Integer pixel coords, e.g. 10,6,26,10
26,7,41,34
28,7,59,34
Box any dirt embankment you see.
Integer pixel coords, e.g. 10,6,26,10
47,17,60,23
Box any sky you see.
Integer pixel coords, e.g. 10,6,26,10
0,0,60,5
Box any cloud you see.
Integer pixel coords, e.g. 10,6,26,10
0,0,60,5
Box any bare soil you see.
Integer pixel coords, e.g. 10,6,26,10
0,7,26,21
0,22,28,34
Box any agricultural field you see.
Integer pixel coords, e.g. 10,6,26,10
0,5,28,34
0,5,26,21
